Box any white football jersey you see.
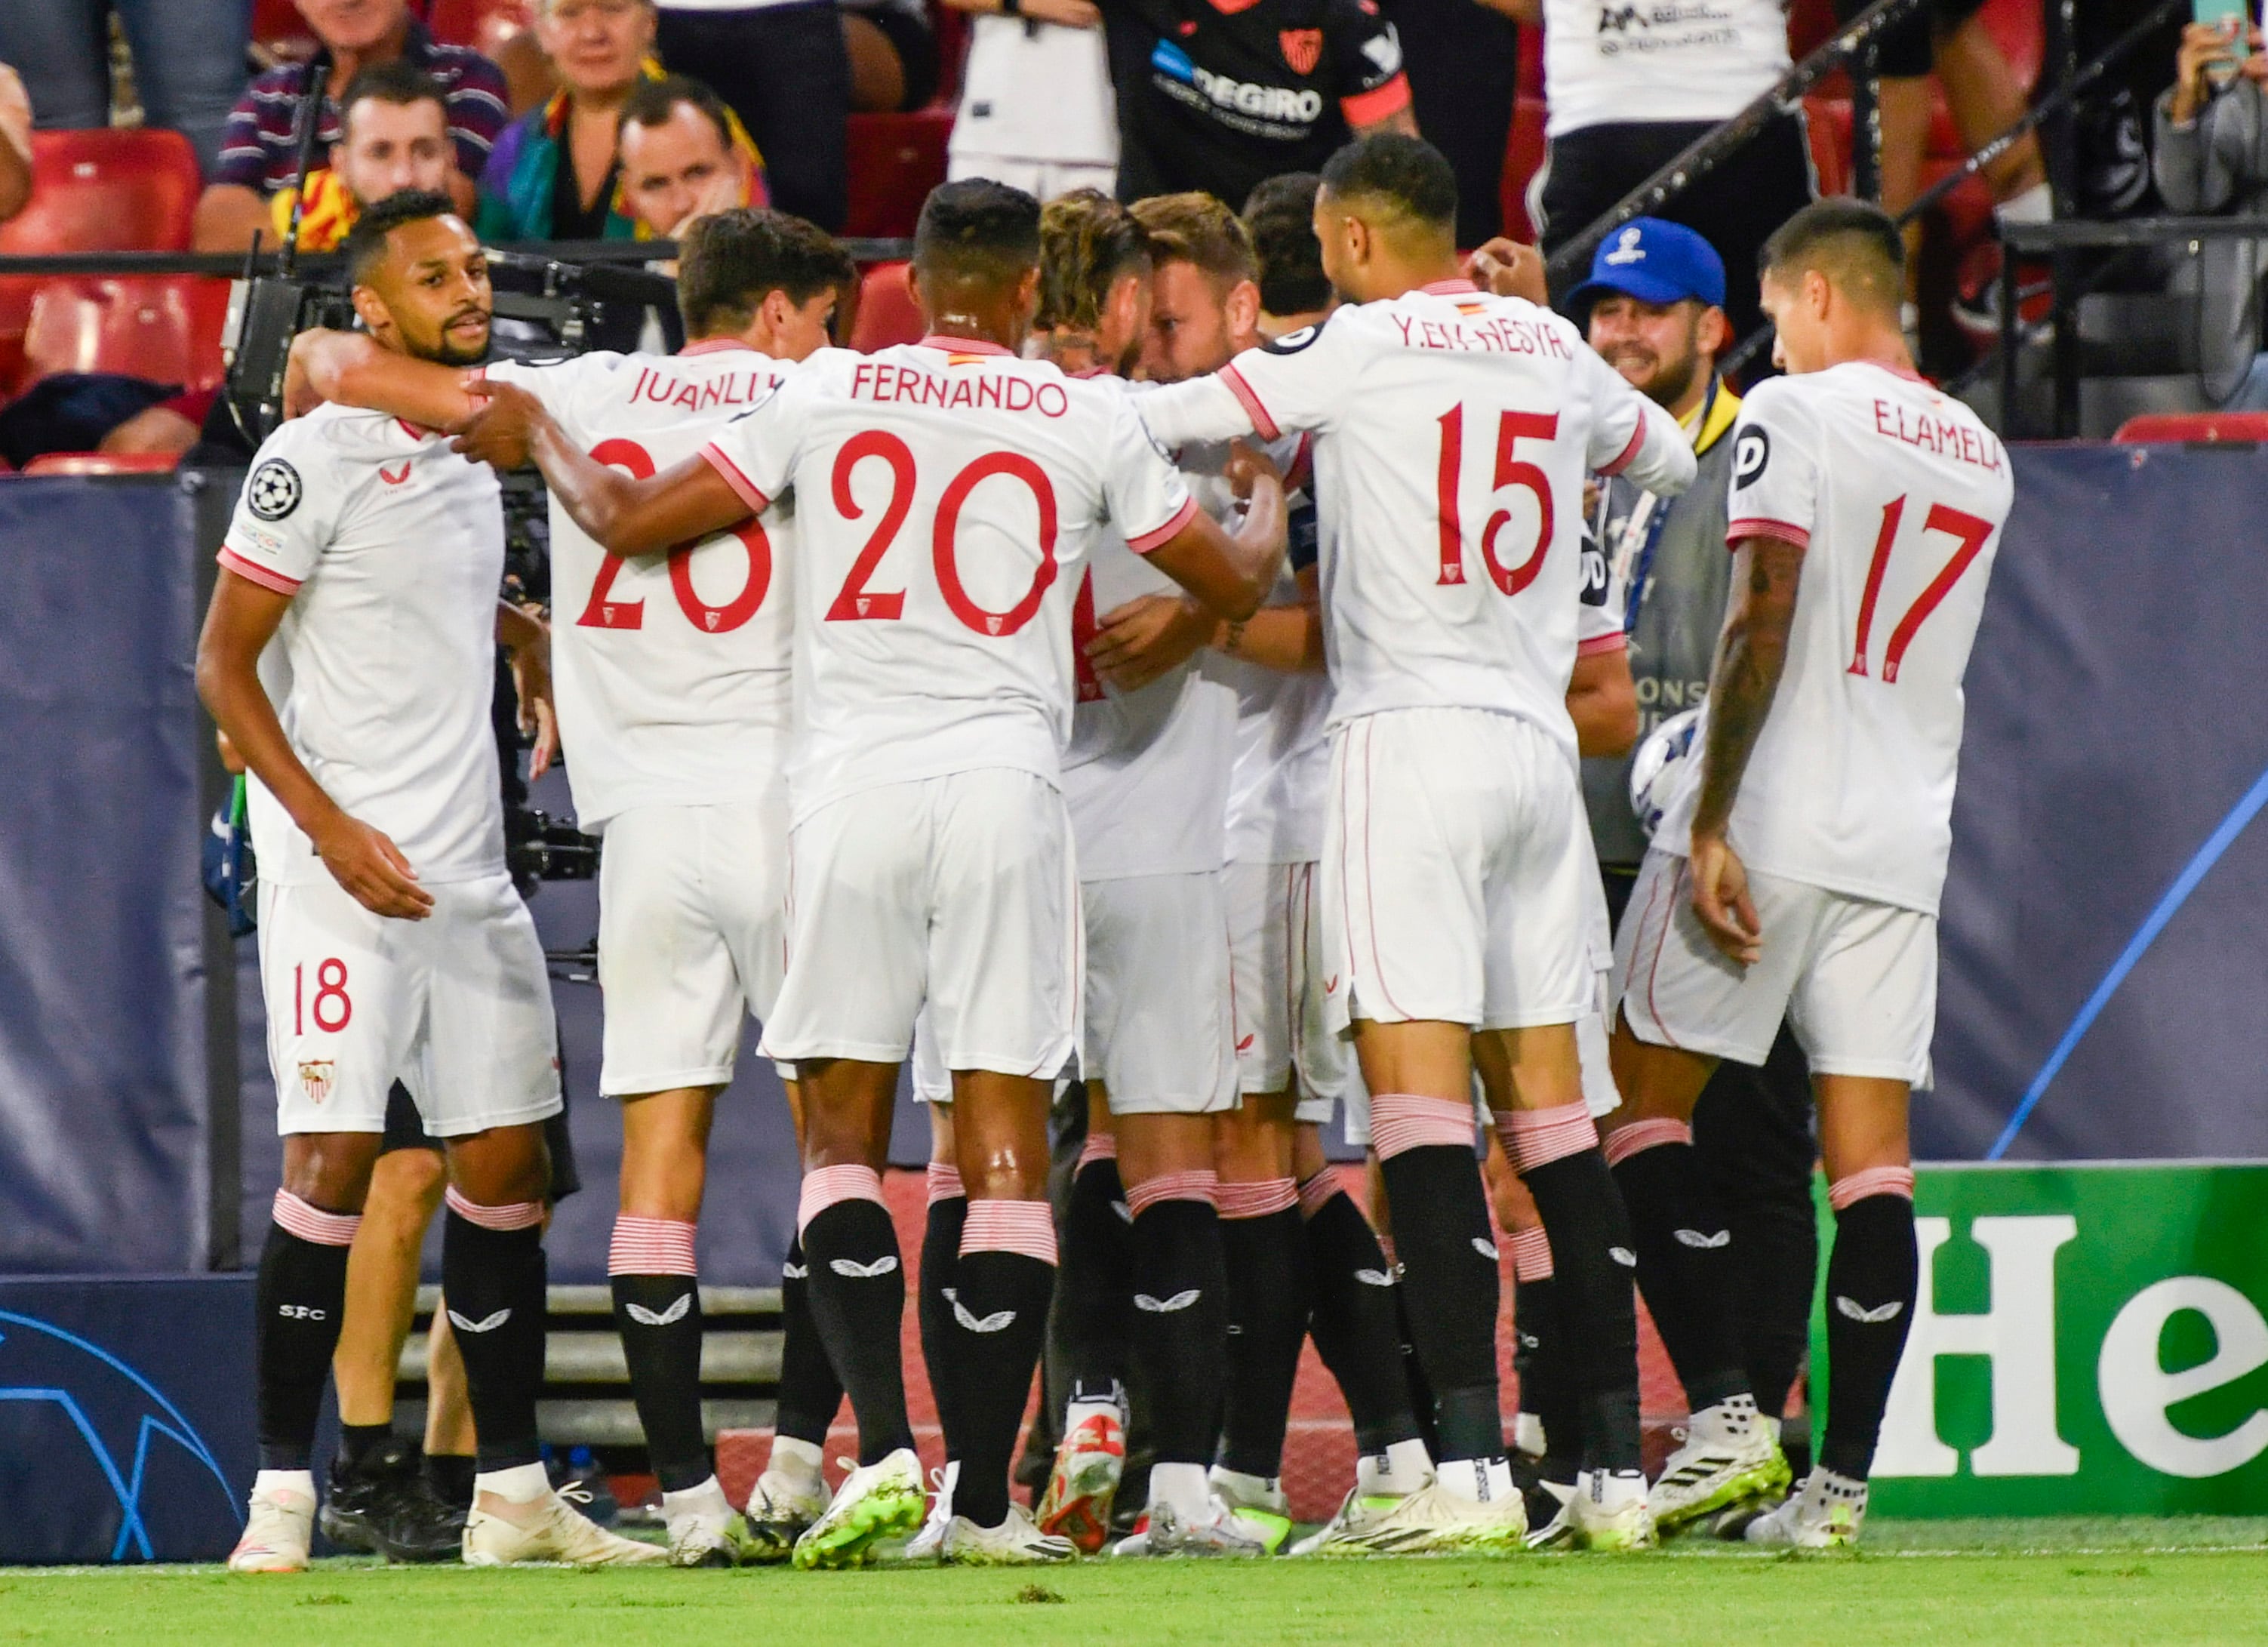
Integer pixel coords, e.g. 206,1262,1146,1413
700,337,1197,820
1139,279,1692,751
1657,361,2014,916
220,404,506,885
1063,405,1301,881
485,343,795,833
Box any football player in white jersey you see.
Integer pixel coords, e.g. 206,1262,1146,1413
457,179,1286,1566
288,208,859,1567
198,192,660,1574
1138,135,1695,1552
1605,200,2013,1550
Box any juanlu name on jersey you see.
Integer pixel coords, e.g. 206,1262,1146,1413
1870,399,2006,474
848,361,1073,417
625,364,786,414
1389,311,1576,361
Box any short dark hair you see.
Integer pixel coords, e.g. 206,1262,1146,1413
913,177,1042,288
1130,192,1256,288
1319,134,1457,235
1242,172,1329,317
1759,197,1905,312
679,208,857,337
340,187,457,284
1038,190,1150,334
337,61,448,138
620,74,734,153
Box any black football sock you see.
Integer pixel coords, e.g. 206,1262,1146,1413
1503,1105,1642,1476
423,1451,475,1510
608,1215,709,1492
256,1193,359,1471
1368,1122,1504,1464
440,1190,549,1473
1057,1150,1135,1412
1605,1121,1753,1411
1125,1180,1229,1467
1695,1032,1820,1421
916,1165,969,1462
1820,1174,1920,1482
1299,1177,1425,1456
798,1168,916,1464
1216,1184,1309,1479
774,1232,845,1446
947,1202,1057,1528
1509,1230,1582,1485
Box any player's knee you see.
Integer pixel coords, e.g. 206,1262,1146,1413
281,1131,384,1214
445,1121,553,1209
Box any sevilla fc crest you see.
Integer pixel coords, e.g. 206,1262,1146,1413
1280,28,1322,74
298,1060,335,1104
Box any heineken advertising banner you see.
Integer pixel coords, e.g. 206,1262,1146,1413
1830,1163,2268,1516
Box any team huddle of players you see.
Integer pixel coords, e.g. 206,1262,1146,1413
202,129,2012,1573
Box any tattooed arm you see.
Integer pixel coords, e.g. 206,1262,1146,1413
1688,533,1805,965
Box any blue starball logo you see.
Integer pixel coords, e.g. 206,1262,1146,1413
0,1310,239,1562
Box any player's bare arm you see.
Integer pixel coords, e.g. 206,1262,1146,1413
1141,442,1288,621
497,599,558,780
1567,644,1640,756
195,571,434,920
1688,532,1805,965
455,379,752,555
287,328,483,430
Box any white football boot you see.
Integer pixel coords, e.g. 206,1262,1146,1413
1743,1470,1866,1549
227,1482,314,1573
790,1448,928,1569
1649,1397,1792,1536
938,1501,1079,1565
462,1485,669,1567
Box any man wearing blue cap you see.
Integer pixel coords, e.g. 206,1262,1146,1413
1562,216,1821,1540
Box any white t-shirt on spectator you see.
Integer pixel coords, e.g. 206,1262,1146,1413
951,16,1119,170
1542,0,1791,137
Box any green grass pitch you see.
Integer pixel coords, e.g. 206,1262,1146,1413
1,1520,2263,1645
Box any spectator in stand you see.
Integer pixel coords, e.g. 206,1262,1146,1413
272,65,460,251
2155,14,2268,406
1513,0,1809,346
843,0,941,112
0,1,248,179
944,0,1119,198
479,0,765,242
0,65,28,225
1241,171,1331,337
1383,0,1522,247
615,75,770,242
653,0,853,230
1100,0,1414,210
194,0,509,252
1832,0,2054,335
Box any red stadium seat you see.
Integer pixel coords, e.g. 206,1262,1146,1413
844,110,953,240
2113,412,2268,444
19,451,183,476
850,260,923,352
0,129,201,256
19,277,232,394
428,0,532,52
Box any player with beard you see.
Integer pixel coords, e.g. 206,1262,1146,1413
1607,201,2012,1549
455,179,1287,1567
1139,136,1694,1551
203,192,658,1572
288,207,861,1565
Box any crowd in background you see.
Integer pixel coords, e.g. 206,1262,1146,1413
0,0,2235,466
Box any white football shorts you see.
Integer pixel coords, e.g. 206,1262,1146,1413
1226,859,1349,1124
596,795,789,1098
1082,870,1239,1117
262,872,562,1138
1613,849,1937,1084
761,768,1080,1076
1323,708,1593,1036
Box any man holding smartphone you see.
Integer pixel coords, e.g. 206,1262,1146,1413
2156,4,2268,403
